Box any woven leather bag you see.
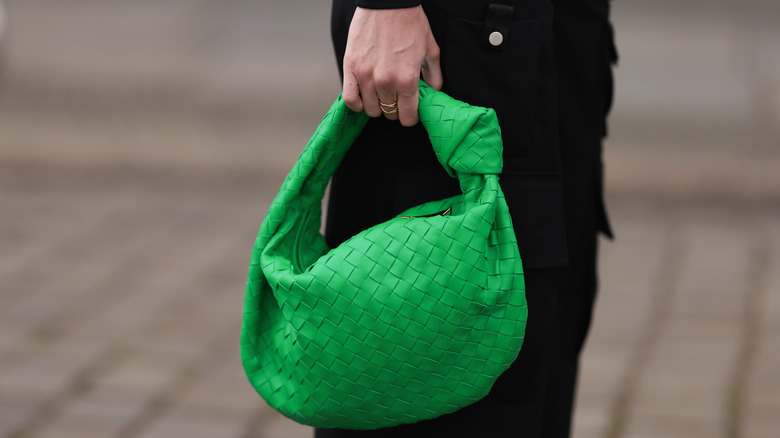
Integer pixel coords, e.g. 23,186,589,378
241,82,526,430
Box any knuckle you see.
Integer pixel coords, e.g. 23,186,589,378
397,73,419,93
374,71,394,89
356,65,374,80
343,58,359,75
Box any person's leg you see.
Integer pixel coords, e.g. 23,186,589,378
540,0,616,435
318,0,610,436
540,224,599,438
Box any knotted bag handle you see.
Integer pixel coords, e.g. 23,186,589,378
280,81,504,210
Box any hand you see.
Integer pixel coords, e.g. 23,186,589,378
342,6,443,127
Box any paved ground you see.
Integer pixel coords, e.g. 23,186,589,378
1,170,778,438
0,0,779,437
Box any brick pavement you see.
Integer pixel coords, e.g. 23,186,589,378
575,199,780,438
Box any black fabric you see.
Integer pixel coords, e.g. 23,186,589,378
331,0,568,269
480,3,514,51
356,0,421,9
321,0,615,436
553,0,617,238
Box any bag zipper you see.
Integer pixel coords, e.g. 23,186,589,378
401,207,452,219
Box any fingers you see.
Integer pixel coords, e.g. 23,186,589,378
375,78,398,121
357,69,421,125
377,98,399,122
361,87,382,118
366,43,440,126
396,78,419,127
344,62,433,126
341,6,441,126
342,68,399,120
342,72,363,113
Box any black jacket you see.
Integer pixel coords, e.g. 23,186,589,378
327,0,615,269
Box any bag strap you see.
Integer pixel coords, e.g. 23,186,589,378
284,82,503,205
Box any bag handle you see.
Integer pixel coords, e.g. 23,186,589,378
417,81,504,178
279,81,504,206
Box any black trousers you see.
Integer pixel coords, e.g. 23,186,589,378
318,0,615,436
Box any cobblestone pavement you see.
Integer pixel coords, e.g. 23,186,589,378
1,0,779,437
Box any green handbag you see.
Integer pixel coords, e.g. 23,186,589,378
240,82,526,429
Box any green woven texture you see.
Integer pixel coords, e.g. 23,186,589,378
241,83,526,429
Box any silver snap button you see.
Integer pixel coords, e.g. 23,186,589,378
488,31,504,47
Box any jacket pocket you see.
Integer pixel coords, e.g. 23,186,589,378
441,16,542,159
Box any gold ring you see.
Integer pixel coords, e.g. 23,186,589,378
379,100,398,115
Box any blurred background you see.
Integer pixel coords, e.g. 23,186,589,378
0,0,778,437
